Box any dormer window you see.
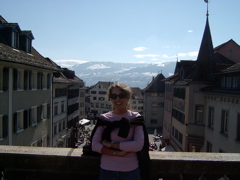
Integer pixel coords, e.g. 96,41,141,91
20,31,34,54
12,30,19,49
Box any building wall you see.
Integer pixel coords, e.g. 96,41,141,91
216,40,240,63
52,84,68,147
204,94,240,153
0,62,53,147
89,82,112,118
144,92,164,128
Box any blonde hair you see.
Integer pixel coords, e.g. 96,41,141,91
107,82,132,110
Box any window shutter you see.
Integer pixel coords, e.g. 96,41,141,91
24,70,28,90
221,111,224,133
24,110,28,129
47,74,51,89
37,106,41,123
29,108,32,126
47,104,50,118
3,68,9,91
29,71,32,90
3,115,8,138
37,72,41,89
13,69,18,90
13,112,17,133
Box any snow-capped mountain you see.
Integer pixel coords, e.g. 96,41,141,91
70,61,176,89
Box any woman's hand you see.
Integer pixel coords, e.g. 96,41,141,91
102,140,111,148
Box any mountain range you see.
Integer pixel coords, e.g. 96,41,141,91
69,61,177,89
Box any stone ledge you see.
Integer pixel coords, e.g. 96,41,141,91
1,145,240,180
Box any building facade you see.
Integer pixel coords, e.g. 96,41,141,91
162,14,240,153
143,74,165,129
0,16,59,146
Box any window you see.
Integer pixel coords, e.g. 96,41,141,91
62,120,66,130
151,102,161,108
26,38,31,53
99,91,106,95
37,72,43,89
47,74,51,89
206,141,212,152
0,115,8,139
91,91,96,94
236,113,240,141
221,110,229,135
59,122,62,132
99,97,105,101
150,119,157,124
208,107,214,128
24,70,28,90
37,105,43,123
12,31,19,48
54,103,58,115
42,104,48,119
151,93,158,97
54,125,57,135
47,104,51,118
195,105,204,124
29,106,37,126
2,67,9,91
174,88,186,99
29,71,34,90
13,110,24,133
55,88,67,97
61,101,64,113
13,68,23,90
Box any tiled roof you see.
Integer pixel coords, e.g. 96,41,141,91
0,43,60,71
143,73,165,93
98,81,114,89
214,39,240,51
131,87,143,99
222,63,240,73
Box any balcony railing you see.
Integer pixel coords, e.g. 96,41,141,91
0,145,240,180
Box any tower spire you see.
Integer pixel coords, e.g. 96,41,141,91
205,0,209,16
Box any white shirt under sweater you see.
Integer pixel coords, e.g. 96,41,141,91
92,110,144,172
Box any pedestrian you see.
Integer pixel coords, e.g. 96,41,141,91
92,82,149,180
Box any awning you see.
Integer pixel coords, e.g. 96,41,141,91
79,118,90,125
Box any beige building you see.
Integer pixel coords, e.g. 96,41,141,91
88,81,144,120
0,16,59,146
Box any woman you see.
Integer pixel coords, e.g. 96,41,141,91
92,82,146,180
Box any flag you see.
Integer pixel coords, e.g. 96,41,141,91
204,0,208,3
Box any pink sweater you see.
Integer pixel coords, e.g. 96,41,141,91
92,110,144,172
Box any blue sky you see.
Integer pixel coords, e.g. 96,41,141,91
1,0,240,67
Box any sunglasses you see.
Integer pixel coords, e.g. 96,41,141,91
110,93,126,99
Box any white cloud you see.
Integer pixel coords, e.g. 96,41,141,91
188,30,193,33
162,54,177,59
54,59,88,64
177,53,187,57
188,51,198,56
134,54,160,58
87,64,111,70
133,47,148,51
142,72,158,77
